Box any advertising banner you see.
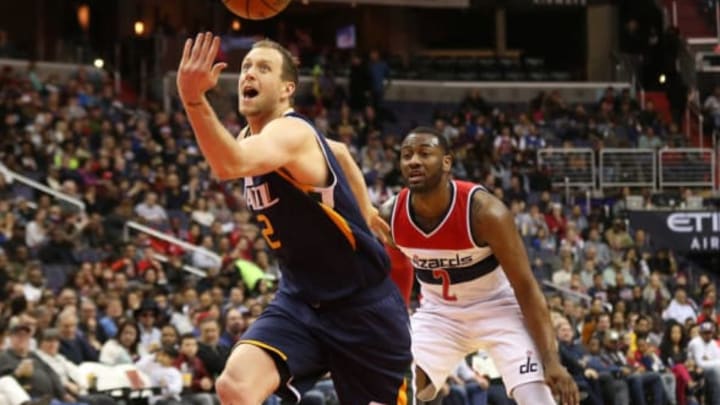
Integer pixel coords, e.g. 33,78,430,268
626,210,720,253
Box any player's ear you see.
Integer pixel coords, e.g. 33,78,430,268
442,154,452,173
284,81,296,99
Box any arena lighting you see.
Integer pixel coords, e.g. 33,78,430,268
232,19,242,31
77,4,90,31
93,58,104,69
659,74,666,84
134,21,145,36
302,0,310,4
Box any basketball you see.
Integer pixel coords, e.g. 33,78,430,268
222,0,291,20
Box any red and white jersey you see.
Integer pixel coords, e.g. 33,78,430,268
390,180,511,304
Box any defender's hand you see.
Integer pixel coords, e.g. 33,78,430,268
367,207,391,244
177,32,228,105
544,361,579,405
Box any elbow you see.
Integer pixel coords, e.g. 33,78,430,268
214,170,236,182
212,164,245,181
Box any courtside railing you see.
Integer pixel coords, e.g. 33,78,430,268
122,221,220,278
0,163,216,277
659,148,716,189
535,147,718,191
541,280,593,304
599,148,657,191
0,164,86,211
537,148,595,190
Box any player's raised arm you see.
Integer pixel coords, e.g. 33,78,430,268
177,33,312,180
471,193,579,405
189,109,309,180
177,33,234,176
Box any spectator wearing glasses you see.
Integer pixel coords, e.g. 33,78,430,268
135,300,162,357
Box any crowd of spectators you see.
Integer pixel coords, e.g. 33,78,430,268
0,42,717,405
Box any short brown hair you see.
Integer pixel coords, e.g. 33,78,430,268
251,39,298,86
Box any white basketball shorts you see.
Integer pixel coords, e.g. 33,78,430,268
411,286,545,397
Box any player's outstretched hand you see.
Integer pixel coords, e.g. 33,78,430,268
177,32,228,105
545,361,579,405
367,207,391,244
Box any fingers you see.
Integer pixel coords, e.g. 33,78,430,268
560,377,579,405
180,38,192,67
206,36,222,68
190,32,204,63
373,228,387,244
371,217,391,244
186,32,221,67
211,62,228,78
376,217,391,235
547,375,579,405
200,31,214,64
373,223,390,241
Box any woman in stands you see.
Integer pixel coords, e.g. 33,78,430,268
99,321,140,366
659,321,702,405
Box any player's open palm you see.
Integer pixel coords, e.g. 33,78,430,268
545,361,580,405
177,32,228,104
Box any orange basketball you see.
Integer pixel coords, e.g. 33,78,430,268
222,0,291,20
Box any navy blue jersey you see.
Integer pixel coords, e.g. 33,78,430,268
242,111,389,303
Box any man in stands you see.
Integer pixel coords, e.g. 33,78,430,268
688,322,720,404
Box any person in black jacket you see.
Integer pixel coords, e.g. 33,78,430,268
196,317,229,379
0,322,65,401
57,310,99,365
557,320,604,405
348,54,370,112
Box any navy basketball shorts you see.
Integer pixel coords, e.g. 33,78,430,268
236,277,414,405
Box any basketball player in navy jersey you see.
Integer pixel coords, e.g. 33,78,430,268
379,127,579,405
177,33,413,405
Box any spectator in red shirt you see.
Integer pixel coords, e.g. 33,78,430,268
545,203,568,240
697,299,719,327
174,333,216,405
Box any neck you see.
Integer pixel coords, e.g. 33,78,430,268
13,348,29,357
246,104,291,135
411,180,453,220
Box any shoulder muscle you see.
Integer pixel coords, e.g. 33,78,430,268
470,191,511,245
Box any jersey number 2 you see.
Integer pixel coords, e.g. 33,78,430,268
432,269,457,301
257,214,282,249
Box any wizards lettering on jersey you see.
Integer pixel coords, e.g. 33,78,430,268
411,253,474,269
413,254,500,285
245,181,279,211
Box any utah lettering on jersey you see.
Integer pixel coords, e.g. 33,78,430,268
245,179,279,211
411,253,474,270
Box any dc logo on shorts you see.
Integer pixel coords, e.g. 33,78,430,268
519,350,539,374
